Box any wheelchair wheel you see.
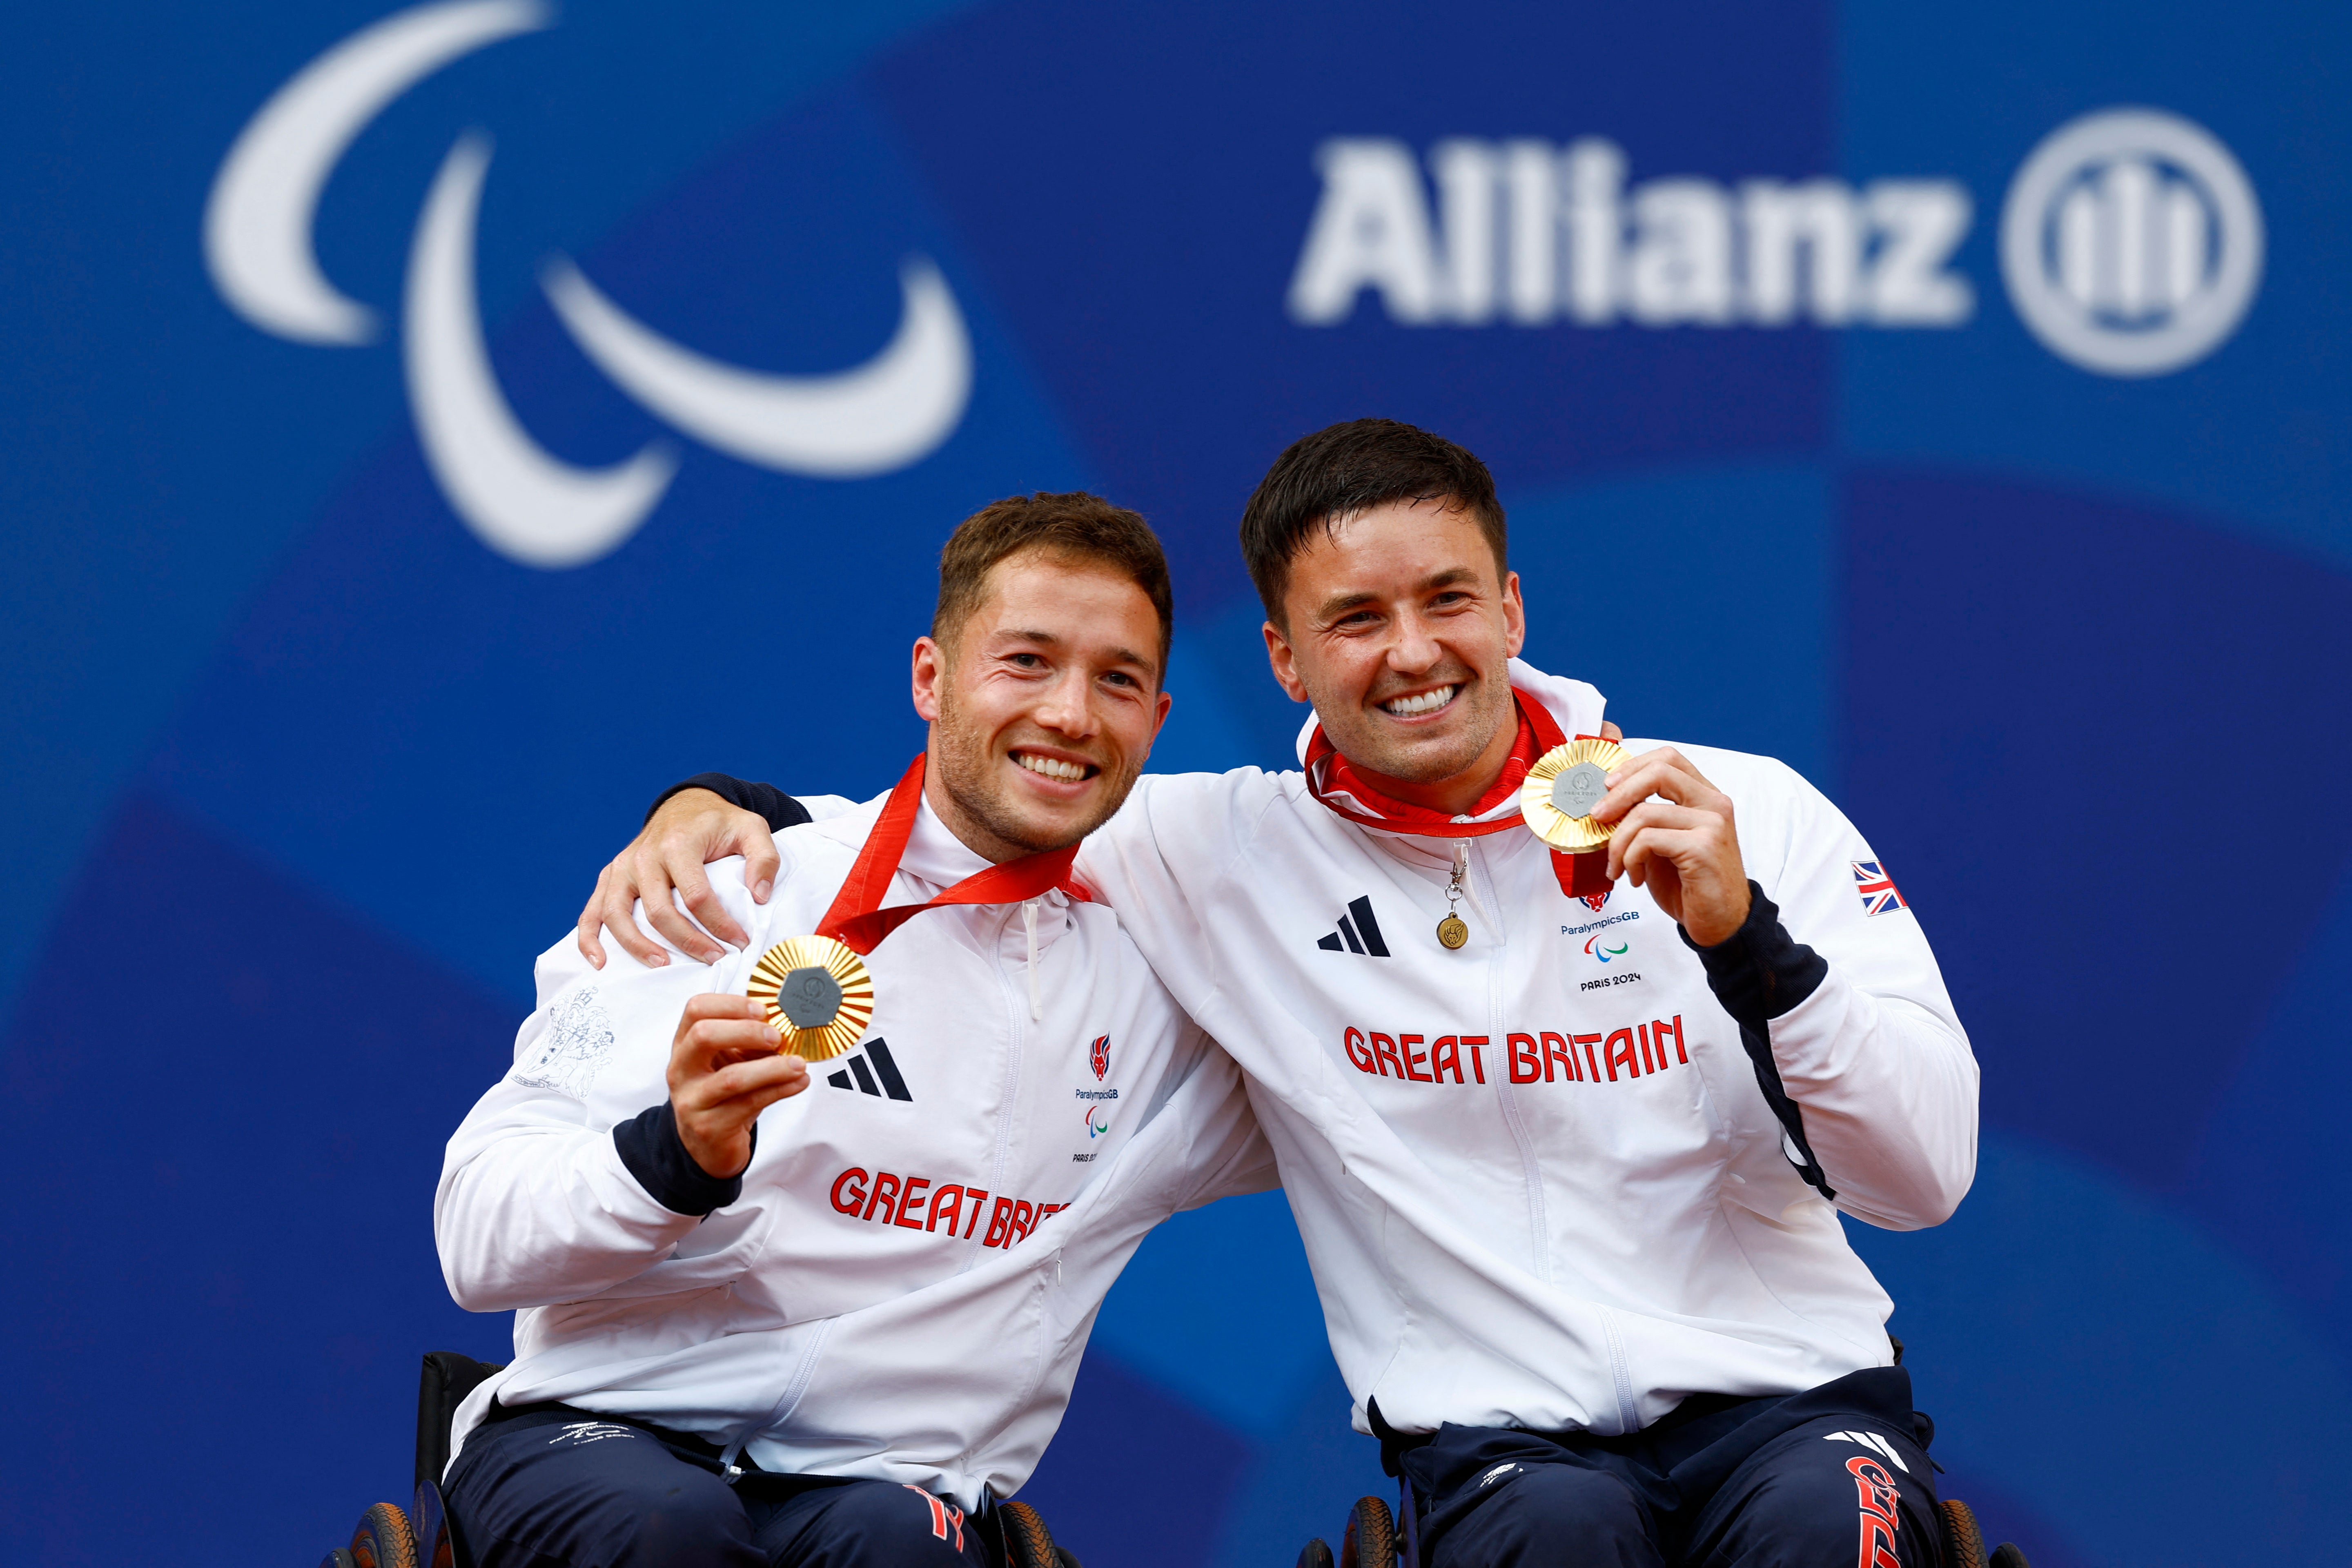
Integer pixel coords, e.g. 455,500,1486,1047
1296,1539,1336,1568
1940,1497,1986,1568
1990,1543,2031,1568
412,1478,459,1568
319,1552,358,1568
350,1501,419,1568
998,1499,1064,1568
1341,1494,1396,1568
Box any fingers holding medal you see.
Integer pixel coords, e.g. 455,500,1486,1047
1521,738,1628,852
747,935,874,1060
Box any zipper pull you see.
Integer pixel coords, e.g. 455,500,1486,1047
1437,842,1470,950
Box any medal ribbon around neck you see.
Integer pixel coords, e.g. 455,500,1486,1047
748,753,1085,1059
1300,694,1615,904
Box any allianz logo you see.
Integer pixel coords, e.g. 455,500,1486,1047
1290,107,2263,379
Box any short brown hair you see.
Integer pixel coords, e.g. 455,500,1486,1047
1239,419,1507,625
933,492,1175,679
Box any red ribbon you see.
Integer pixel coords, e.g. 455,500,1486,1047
1301,697,1614,902
817,754,1088,956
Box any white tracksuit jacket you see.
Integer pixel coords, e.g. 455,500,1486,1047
435,797,1274,1508
782,659,1976,1439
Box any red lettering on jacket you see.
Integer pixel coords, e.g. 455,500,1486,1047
1470,1042,1486,1083
893,1176,931,1230
1599,1031,1634,1080
1344,1027,1376,1074
983,1196,1016,1248
1508,1033,1541,1083
1011,1200,1036,1243
1431,1036,1464,1084
1541,1031,1575,1083
1401,1034,1432,1082
961,1189,989,1238
1371,1032,1405,1078
831,1168,869,1215
864,1172,901,1224
1848,1456,1903,1568
927,1184,964,1234
1621,1026,1648,1075
1656,1014,1687,1064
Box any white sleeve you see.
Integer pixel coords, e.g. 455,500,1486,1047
1743,763,1979,1230
1071,770,1281,1002
1171,1036,1281,1209
434,864,768,1312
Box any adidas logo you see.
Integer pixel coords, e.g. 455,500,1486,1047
827,1039,913,1102
1822,1430,1909,1473
1316,895,1391,957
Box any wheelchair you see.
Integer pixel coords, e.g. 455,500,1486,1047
1296,1485,2029,1568
319,1351,1078,1568
1295,1342,2031,1568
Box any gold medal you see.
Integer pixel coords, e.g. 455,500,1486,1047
746,935,875,1061
1521,739,1627,853
1436,914,1470,949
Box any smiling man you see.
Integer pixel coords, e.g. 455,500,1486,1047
591,422,1979,1568
435,493,1270,1568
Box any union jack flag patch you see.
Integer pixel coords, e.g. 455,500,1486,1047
1852,861,1905,916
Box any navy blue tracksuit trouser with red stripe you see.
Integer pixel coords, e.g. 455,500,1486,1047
442,1404,993,1568
1399,1368,1945,1568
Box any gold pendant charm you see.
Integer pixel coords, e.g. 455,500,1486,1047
747,935,875,1060
1521,738,1629,852
1436,914,1470,950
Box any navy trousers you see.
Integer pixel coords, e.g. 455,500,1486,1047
442,1405,994,1568
1399,1368,1944,1568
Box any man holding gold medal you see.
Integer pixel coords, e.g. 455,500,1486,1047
434,495,1274,1567
589,420,1979,1568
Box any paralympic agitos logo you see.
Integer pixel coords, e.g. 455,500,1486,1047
205,0,972,569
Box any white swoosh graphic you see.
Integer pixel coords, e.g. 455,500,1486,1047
406,134,677,568
541,254,973,477
206,0,550,345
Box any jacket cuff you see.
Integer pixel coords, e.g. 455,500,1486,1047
1681,880,1829,1029
644,773,811,833
612,1101,750,1216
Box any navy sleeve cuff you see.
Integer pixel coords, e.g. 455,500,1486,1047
1681,880,1829,1032
644,773,812,833
612,1100,751,1216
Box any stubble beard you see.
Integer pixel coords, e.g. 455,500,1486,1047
1314,659,1515,787
930,686,1138,859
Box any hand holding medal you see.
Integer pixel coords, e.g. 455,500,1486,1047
744,754,1081,1058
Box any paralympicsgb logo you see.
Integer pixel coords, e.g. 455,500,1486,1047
2000,107,2265,377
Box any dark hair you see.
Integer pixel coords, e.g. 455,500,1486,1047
1238,418,1507,625
933,492,1175,678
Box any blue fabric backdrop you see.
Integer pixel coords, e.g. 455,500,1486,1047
4,2,2347,1563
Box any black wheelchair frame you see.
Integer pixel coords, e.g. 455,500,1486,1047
319,1351,1079,1568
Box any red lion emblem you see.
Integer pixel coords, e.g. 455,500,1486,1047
1090,1035,1111,1080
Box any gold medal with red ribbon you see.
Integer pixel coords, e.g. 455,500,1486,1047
748,754,1083,1060
1520,737,1628,854
1299,695,1617,943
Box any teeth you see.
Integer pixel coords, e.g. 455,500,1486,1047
1383,685,1457,717
1015,752,1090,782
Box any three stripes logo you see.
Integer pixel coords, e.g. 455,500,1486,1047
826,1039,913,1102
1822,1428,1911,1474
1316,895,1391,957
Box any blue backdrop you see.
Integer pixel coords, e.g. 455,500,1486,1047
4,2,2348,1564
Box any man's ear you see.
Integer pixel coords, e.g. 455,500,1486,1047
911,636,947,722
1501,570,1526,659
1263,620,1311,704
